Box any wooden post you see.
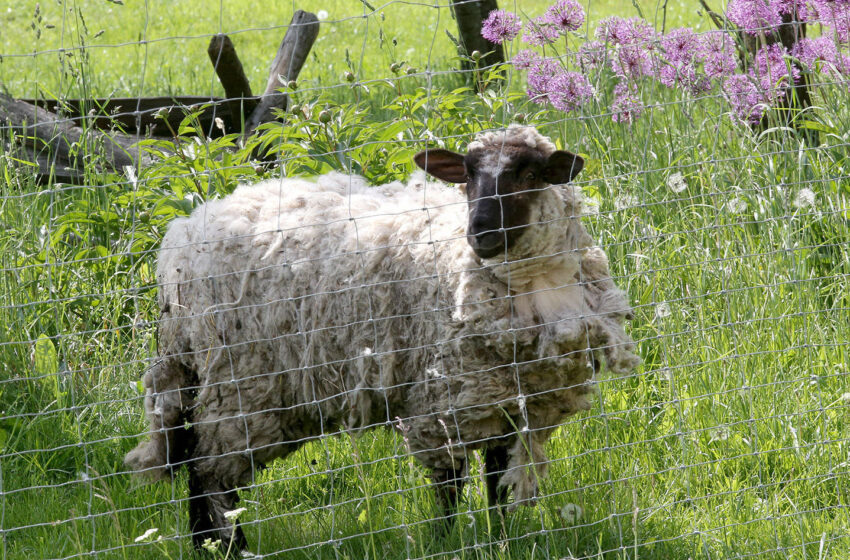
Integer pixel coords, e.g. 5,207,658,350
208,34,254,134
451,0,505,76
699,1,812,139
208,34,253,101
244,10,320,136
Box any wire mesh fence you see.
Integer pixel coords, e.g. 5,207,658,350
1,0,849,559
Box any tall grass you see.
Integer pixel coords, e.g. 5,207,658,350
1,1,849,559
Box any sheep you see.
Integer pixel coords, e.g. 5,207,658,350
124,125,640,550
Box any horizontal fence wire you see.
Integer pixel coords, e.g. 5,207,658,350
1,1,849,559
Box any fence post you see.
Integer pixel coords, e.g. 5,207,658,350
451,0,505,76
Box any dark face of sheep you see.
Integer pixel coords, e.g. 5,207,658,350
414,145,584,259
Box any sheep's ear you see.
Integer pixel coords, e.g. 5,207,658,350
414,149,467,183
543,150,584,184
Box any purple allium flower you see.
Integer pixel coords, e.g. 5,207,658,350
811,0,850,43
611,82,643,123
699,31,738,80
512,49,541,70
792,36,839,68
548,71,595,112
544,0,585,34
579,40,607,71
726,0,783,34
752,43,799,96
657,27,707,92
661,28,701,65
482,10,522,44
526,58,563,105
659,64,711,94
523,16,560,46
722,73,768,123
596,17,657,47
776,0,808,20
610,45,655,80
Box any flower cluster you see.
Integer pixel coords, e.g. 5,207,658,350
481,10,522,44
484,0,595,113
483,1,850,124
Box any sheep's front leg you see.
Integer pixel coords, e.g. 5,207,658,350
188,468,248,552
484,446,510,513
431,463,466,528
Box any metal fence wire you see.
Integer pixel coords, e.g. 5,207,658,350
0,1,848,559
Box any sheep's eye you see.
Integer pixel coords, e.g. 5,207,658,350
524,171,536,182
465,166,476,179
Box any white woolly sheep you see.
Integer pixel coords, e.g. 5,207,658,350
125,125,639,550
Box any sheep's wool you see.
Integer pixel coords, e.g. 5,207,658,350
126,130,639,505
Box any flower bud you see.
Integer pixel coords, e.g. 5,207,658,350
470,50,482,61
318,110,332,124
344,71,356,82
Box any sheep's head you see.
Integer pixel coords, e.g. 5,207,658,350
414,127,583,259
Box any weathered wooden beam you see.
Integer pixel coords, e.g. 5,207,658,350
244,10,320,136
23,96,255,137
208,34,253,101
1,92,141,182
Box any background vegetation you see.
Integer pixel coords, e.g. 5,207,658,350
0,1,848,559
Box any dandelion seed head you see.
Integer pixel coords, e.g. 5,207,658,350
726,197,747,214
709,426,731,443
560,503,584,525
316,10,329,21
655,302,672,319
615,193,639,210
793,188,815,208
667,172,687,193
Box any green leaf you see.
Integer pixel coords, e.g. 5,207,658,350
33,334,58,376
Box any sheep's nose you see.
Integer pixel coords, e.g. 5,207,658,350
468,230,504,258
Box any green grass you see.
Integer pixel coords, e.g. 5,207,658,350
1,0,850,559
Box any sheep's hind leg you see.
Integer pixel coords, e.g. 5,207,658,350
431,463,466,530
187,467,248,552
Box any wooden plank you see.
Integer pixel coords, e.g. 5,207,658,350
22,96,257,136
244,10,320,136
0,92,142,183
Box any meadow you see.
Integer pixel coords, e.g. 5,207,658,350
0,0,848,559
